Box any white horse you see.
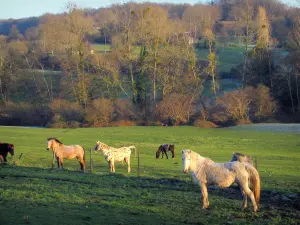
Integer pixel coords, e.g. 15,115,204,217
94,141,136,173
182,149,260,212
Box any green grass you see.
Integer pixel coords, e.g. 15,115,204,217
91,44,112,53
91,44,141,56
0,126,300,224
196,45,246,73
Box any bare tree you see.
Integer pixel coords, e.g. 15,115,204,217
232,0,255,87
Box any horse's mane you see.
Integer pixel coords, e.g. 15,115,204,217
47,137,63,144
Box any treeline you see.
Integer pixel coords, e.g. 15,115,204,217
0,1,299,127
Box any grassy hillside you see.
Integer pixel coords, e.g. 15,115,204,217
0,126,299,225
91,43,245,74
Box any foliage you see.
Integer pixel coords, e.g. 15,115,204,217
210,85,276,126
49,99,84,126
193,119,218,128
85,98,114,126
156,93,195,125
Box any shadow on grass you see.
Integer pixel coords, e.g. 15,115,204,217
1,165,300,218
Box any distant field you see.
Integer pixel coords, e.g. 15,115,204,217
204,78,242,97
0,126,299,225
92,43,245,73
91,44,141,55
91,44,112,53
196,45,246,73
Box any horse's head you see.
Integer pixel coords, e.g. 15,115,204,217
8,144,14,156
182,149,192,174
47,139,53,150
94,141,105,152
47,138,60,150
156,150,160,159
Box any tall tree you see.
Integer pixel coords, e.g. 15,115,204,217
256,6,271,49
232,0,255,87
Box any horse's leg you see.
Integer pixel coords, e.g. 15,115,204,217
200,182,209,209
108,162,111,172
124,157,130,173
59,158,64,170
56,157,59,168
164,150,168,159
161,150,164,159
241,190,248,209
239,179,257,212
77,156,85,171
109,161,115,172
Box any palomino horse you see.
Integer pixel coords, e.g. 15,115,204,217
156,144,175,159
182,149,260,212
94,141,135,173
46,138,86,171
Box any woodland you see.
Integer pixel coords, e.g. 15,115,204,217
0,0,299,127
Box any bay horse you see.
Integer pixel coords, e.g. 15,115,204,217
94,141,133,173
46,138,86,171
156,144,175,159
0,143,15,164
182,149,260,212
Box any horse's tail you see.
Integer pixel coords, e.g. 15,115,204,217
128,146,136,157
245,163,260,204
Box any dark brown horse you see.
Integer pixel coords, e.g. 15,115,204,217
47,138,86,171
0,143,15,164
156,144,175,159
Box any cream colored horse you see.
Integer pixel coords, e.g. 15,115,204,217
94,141,134,173
182,149,260,212
47,138,86,171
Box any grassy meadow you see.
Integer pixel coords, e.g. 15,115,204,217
0,126,300,225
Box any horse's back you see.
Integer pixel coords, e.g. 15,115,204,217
61,145,84,158
206,162,243,187
0,143,9,154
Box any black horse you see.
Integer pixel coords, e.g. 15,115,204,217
156,144,175,159
0,143,15,164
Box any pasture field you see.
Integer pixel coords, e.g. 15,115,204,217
0,126,300,225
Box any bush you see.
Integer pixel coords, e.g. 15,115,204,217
49,99,84,126
85,98,114,126
210,85,276,126
193,119,218,128
114,99,136,121
1,101,50,126
47,120,68,128
109,120,137,127
156,93,195,125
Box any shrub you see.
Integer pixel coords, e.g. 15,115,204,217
85,98,114,126
193,119,218,128
49,99,84,126
251,84,276,121
156,93,195,125
1,101,50,126
210,85,276,126
114,99,136,121
109,120,137,127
